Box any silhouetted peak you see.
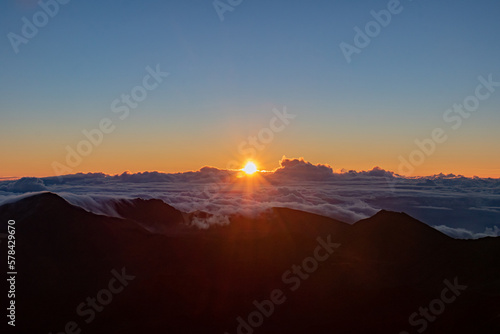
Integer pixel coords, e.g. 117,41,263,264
112,198,185,226
353,209,451,244
373,209,408,218
18,191,68,206
0,192,81,216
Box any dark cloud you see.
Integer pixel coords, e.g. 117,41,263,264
1,177,48,192
271,157,334,181
361,166,395,178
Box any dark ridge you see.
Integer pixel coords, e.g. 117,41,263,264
346,209,453,265
353,209,451,240
0,193,499,333
0,192,87,231
112,198,185,226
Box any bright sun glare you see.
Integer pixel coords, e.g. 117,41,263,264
242,161,258,175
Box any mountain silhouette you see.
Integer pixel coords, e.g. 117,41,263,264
1,192,499,333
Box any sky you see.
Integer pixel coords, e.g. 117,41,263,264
1,0,500,178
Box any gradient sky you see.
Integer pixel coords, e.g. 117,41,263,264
1,0,499,178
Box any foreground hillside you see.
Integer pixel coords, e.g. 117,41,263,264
1,192,499,333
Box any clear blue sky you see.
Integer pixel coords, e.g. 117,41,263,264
1,0,499,177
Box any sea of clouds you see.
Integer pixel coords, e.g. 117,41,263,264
1,157,499,239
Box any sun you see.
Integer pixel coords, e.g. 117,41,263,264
242,161,258,175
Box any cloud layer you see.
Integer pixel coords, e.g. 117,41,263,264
1,157,499,239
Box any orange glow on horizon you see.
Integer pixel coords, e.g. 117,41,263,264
1,148,500,179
